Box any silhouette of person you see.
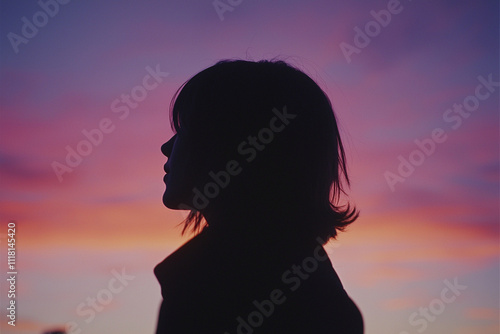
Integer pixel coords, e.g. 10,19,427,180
155,60,363,333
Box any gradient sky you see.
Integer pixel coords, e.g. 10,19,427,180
0,0,498,333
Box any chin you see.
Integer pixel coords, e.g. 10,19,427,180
162,194,179,209
162,191,191,210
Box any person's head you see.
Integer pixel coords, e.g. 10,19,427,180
161,59,357,242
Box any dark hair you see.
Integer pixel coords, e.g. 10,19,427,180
169,59,358,242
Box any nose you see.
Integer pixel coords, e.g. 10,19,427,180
161,134,177,157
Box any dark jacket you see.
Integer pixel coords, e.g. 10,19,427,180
154,226,363,334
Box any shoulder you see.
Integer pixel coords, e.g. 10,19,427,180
273,247,364,333
154,228,218,285
154,228,242,297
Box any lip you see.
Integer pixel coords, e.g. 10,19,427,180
164,164,170,174
163,174,169,183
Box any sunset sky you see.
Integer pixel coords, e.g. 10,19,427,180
0,0,498,333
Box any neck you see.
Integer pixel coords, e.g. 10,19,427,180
201,206,316,246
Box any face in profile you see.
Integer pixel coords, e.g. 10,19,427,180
161,133,194,210
161,130,215,210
